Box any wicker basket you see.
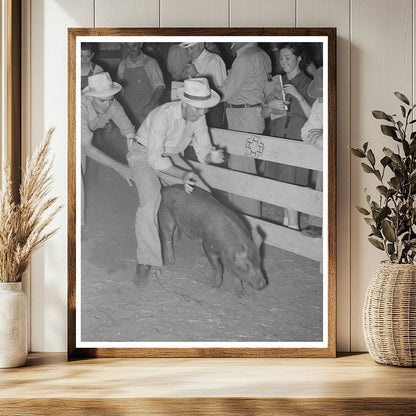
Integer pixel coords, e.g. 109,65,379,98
363,262,416,367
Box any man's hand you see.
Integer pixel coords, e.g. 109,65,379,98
269,99,289,113
307,128,323,142
209,148,225,164
306,129,323,149
183,171,197,193
283,84,302,101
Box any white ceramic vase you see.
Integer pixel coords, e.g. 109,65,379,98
0,282,28,368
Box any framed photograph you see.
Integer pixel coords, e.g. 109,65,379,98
68,28,336,358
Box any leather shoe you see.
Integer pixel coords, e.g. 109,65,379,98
133,264,151,287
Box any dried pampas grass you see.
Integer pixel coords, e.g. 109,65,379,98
0,128,61,282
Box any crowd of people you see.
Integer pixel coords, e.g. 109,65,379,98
80,41,324,286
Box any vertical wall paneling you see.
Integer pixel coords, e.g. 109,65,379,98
297,0,351,351
0,0,4,181
29,0,94,351
229,0,295,27
160,0,228,27
414,0,416,106
350,0,413,351
95,0,159,27
23,0,416,353
5,0,21,204
1,0,22,192
22,0,31,351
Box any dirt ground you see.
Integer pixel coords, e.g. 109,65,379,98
81,164,323,344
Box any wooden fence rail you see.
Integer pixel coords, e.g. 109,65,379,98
192,128,324,264
210,128,323,172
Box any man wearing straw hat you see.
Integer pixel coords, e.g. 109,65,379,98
81,72,136,226
128,77,225,287
179,42,227,128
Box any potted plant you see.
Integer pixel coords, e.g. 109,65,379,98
0,128,60,368
351,92,416,367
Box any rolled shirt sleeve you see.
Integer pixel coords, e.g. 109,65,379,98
110,100,136,138
144,57,166,90
301,100,323,143
193,50,227,91
117,60,126,82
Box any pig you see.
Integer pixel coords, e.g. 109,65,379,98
158,184,267,296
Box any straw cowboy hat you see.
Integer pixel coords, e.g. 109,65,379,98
308,67,323,99
82,72,122,97
178,78,220,108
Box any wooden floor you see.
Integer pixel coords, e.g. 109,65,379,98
1,352,416,415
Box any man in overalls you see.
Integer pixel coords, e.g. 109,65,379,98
127,78,224,287
117,42,165,128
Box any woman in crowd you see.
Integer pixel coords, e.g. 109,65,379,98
262,43,314,230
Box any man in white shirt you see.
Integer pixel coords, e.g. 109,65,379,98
301,67,324,238
180,42,227,128
127,78,225,286
222,42,272,217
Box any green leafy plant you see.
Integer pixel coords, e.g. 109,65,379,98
351,92,416,264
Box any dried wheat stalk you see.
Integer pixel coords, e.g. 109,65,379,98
0,128,61,282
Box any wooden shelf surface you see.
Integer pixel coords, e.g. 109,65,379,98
1,352,416,415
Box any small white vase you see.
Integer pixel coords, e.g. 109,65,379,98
0,282,28,368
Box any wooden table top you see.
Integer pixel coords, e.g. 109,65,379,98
1,352,416,415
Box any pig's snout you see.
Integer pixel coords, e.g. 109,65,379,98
252,273,267,290
245,270,267,291
257,275,267,290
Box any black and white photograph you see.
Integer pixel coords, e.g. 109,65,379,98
68,28,336,357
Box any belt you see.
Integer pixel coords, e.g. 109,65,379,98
224,102,263,109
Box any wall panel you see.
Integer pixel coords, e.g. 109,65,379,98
22,0,31,351
297,0,351,352
29,0,94,351
229,0,295,27
23,0,416,352
350,0,413,351
95,0,159,27
414,0,416,106
160,0,228,27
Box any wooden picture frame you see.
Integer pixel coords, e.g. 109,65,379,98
68,28,336,358
2,0,21,201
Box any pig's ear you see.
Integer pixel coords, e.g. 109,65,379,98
251,227,263,249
